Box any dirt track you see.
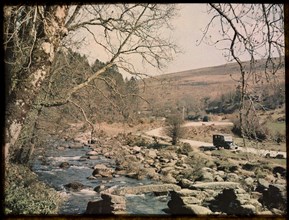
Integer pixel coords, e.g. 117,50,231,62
144,121,286,158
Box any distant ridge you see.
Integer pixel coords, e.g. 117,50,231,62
155,56,285,79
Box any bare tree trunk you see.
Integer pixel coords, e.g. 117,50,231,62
4,6,69,162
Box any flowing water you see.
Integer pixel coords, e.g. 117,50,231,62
31,139,170,215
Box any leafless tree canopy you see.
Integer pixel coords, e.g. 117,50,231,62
201,4,284,76
3,4,179,162
199,3,285,145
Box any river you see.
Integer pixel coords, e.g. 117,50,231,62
31,137,170,215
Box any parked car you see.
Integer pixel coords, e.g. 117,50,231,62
213,134,238,149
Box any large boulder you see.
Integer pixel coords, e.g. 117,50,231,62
161,173,177,184
208,188,259,215
113,184,181,196
272,166,286,178
168,190,210,215
92,164,114,178
255,178,269,193
86,193,126,214
179,179,194,188
196,171,214,182
191,182,240,190
260,184,287,212
64,181,85,192
183,205,212,215
146,149,158,159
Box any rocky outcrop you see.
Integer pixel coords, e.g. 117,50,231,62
260,184,287,212
86,193,126,214
167,189,211,215
272,166,286,178
191,181,240,190
255,178,269,193
112,184,181,196
207,188,261,215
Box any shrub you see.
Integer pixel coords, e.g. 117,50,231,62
4,163,63,214
183,154,207,181
177,142,192,155
232,113,269,141
165,112,185,145
202,115,210,122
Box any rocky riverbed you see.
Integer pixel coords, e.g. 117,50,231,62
31,132,287,216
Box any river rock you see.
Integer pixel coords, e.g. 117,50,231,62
59,162,70,169
225,173,240,182
86,193,126,214
68,143,84,149
64,181,85,191
191,182,240,190
143,167,159,180
161,166,175,176
86,150,98,156
161,173,177,184
168,190,210,215
132,146,141,153
146,149,157,159
184,205,212,215
214,175,224,182
179,178,194,188
92,164,113,178
124,155,139,162
88,155,99,160
196,171,214,182
94,184,106,192
113,184,181,196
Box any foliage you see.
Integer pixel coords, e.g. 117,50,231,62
123,133,149,147
176,142,192,155
232,112,270,141
4,163,63,214
181,153,207,182
164,112,185,145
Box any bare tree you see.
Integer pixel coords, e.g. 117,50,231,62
199,3,285,147
4,4,179,163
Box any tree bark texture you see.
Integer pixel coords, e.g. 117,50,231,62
4,6,69,161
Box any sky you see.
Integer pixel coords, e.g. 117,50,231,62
74,4,237,77
161,4,228,74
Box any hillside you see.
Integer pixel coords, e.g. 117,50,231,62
138,57,285,115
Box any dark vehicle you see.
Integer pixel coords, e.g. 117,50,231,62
213,134,238,149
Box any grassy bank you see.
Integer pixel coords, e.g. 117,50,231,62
4,162,63,215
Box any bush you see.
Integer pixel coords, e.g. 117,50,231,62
4,163,63,214
165,112,185,145
232,113,269,141
202,115,210,122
